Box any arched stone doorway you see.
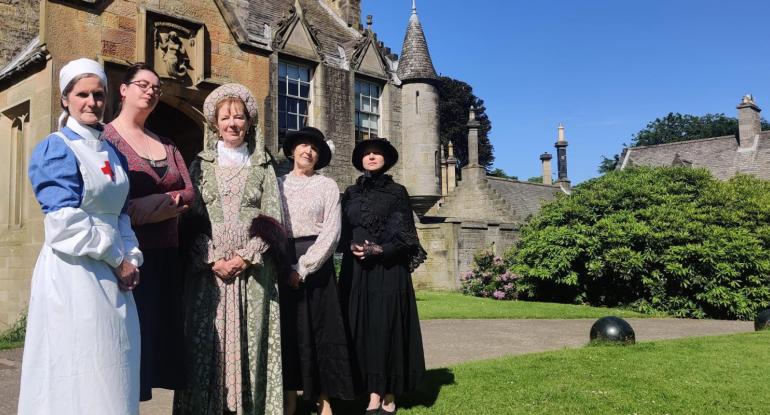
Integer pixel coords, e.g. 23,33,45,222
146,99,202,166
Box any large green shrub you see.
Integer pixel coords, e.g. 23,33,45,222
512,167,770,320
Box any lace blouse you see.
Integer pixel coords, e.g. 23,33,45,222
279,173,341,279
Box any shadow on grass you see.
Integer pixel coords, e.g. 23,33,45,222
297,368,455,414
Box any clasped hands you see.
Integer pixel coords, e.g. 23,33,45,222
114,260,140,291
128,193,189,226
350,240,383,261
212,255,249,280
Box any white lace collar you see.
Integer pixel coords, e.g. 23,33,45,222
217,140,251,167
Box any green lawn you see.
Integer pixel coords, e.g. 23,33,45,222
415,291,655,320
0,339,23,350
331,331,770,414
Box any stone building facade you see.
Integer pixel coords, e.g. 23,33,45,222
413,109,569,289
618,95,770,180
0,0,564,326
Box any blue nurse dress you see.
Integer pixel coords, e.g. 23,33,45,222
17,117,143,415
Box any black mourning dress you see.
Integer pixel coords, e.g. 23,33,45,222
338,173,427,396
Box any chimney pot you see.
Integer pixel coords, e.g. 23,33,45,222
540,152,553,185
737,94,762,150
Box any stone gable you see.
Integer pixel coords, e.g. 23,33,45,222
619,131,770,181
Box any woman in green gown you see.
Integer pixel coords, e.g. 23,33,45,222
174,83,283,415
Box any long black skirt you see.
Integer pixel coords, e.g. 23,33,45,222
280,237,355,400
338,253,426,396
133,247,186,401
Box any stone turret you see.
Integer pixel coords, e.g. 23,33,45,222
398,0,440,214
554,124,570,187
737,94,761,150
396,0,438,82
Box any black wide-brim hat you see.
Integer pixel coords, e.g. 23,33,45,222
352,138,399,172
283,127,333,170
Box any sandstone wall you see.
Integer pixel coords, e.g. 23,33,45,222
413,220,519,290
0,62,53,328
44,0,271,135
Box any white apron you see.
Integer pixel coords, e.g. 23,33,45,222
18,132,141,415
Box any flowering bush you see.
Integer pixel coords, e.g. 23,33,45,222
461,250,519,300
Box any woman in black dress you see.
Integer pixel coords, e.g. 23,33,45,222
339,138,427,415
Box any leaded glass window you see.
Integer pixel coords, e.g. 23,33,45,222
278,61,312,144
355,79,381,143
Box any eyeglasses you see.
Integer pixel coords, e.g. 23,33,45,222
128,81,163,96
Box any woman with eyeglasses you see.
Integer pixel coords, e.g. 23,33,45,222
103,62,194,402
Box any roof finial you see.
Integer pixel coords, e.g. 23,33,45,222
558,123,565,142
412,0,417,15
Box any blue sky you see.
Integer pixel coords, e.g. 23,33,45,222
361,0,770,184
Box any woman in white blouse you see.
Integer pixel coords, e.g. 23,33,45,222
278,127,354,415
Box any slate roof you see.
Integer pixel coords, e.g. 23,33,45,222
396,9,437,82
485,177,562,222
618,132,770,181
0,36,48,88
247,0,363,67
428,173,562,224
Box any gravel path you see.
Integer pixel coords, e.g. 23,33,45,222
0,318,752,414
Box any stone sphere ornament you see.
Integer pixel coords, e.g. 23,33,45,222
590,316,635,344
754,309,770,331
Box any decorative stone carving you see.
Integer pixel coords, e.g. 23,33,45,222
271,5,325,62
137,8,205,85
272,6,298,48
154,22,193,79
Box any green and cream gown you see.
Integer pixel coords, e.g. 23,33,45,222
174,142,283,415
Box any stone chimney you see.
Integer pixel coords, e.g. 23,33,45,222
323,0,362,30
446,141,457,193
467,106,480,167
737,94,761,150
540,152,553,185
460,106,487,184
554,123,570,186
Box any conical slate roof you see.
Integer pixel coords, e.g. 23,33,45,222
396,5,437,82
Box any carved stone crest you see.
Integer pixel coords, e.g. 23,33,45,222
138,8,205,85
154,22,193,79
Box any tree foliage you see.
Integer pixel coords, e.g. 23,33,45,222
598,154,620,174
512,166,770,320
633,113,744,147
527,176,544,183
488,168,517,180
437,76,494,169
598,113,770,173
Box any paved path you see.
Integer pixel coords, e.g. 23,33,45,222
0,318,752,414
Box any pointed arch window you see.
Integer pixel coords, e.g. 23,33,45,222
2,101,30,228
355,79,381,143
